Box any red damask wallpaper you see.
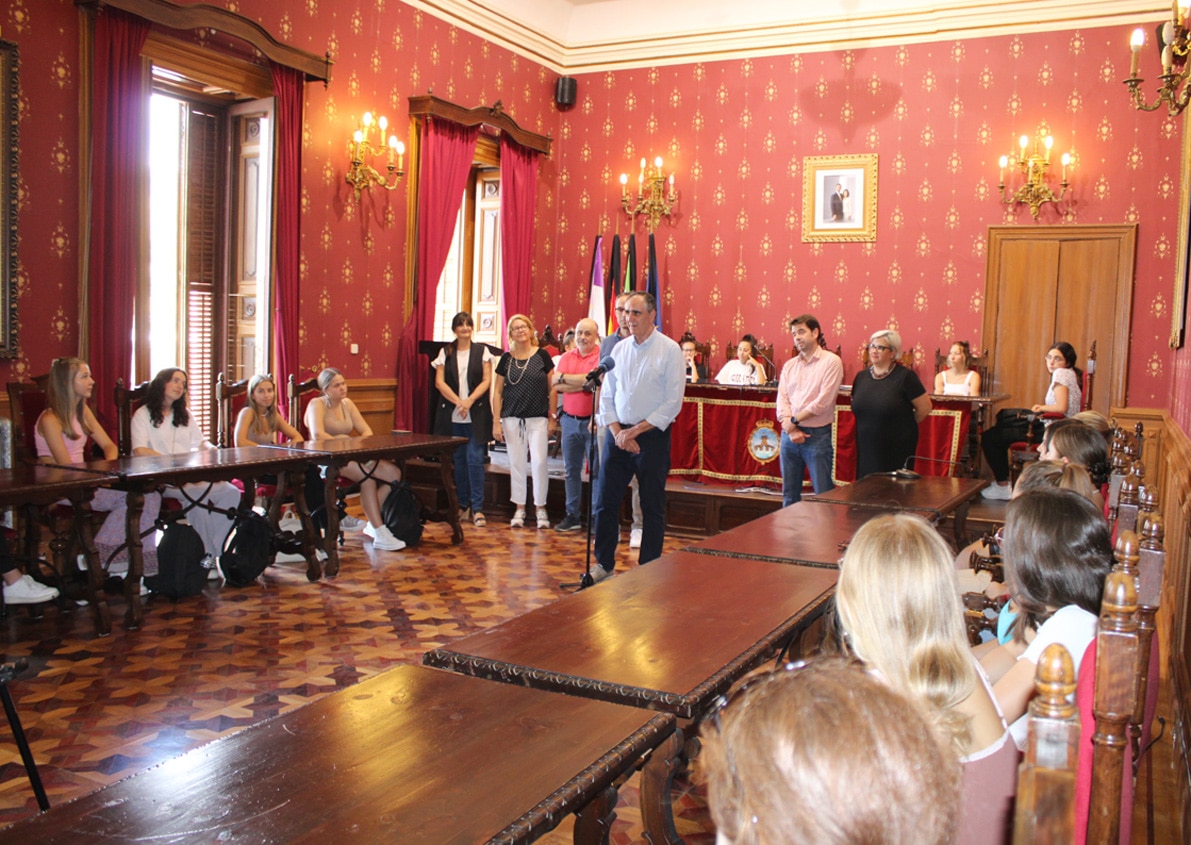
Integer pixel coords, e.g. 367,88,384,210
4,1,1188,428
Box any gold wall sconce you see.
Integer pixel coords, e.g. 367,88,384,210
998,134,1070,220
619,156,676,232
346,111,405,200
1125,6,1191,115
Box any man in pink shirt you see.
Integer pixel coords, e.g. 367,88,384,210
776,314,844,506
550,318,602,531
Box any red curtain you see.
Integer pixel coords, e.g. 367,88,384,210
87,9,149,426
498,134,539,323
270,63,303,387
393,118,479,431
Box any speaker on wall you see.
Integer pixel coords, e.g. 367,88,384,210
555,76,577,109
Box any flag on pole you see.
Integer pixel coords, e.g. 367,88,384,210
607,234,621,336
647,232,661,328
587,235,605,329
625,235,637,293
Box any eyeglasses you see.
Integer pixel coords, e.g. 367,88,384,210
868,344,892,352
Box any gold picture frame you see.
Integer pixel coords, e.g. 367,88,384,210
801,153,878,243
0,38,17,357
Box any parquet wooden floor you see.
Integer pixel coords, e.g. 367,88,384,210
0,515,714,843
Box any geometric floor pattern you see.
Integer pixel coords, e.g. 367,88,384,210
0,513,714,843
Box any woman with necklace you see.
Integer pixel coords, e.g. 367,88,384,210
305,368,405,552
492,313,555,528
132,367,240,575
851,329,932,478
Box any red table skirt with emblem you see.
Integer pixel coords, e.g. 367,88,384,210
669,384,970,489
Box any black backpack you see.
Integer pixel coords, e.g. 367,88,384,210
221,510,274,588
381,481,423,547
145,522,207,600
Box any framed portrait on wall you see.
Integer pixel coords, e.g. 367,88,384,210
801,153,878,243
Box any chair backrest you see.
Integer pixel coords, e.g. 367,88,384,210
6,375,50,465
287,374,321,439
215,372,254,448
933,346,990,394
1082,340,1097,411
114,378,151,457
536,326,562,359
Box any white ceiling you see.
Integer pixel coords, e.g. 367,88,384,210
410,0,1168,72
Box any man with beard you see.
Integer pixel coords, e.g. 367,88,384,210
776,314,844,506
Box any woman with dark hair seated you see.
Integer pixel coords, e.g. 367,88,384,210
715,334,763,385
980,488,1113,749
701,657,962,845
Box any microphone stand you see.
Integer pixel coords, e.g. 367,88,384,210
561,377,602,590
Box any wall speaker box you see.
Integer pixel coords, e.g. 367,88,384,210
555,76,577,108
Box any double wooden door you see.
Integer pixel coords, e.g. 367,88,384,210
983,225,1137,418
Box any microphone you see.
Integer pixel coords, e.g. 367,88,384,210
753,348,778,384
585,356,616,383
896,454,970,479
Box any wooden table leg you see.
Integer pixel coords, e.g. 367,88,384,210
121,488,145,631
286,467,322,583
573,784,618,845
640,726,684,845
321,464,340,578
73,489,111,637
437,448,465,545
953,499,971,548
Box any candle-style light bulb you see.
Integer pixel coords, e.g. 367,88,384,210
395,140,406,156
1044,135,1054,160
619,173,628,186
353,129,363,145
1131,28,1145,78
378,115,388,132
654,156,664,171
387,135,398,164
362,111,373,127
998,155,1008,182
1019,135,1029,151
1060,152,1071,181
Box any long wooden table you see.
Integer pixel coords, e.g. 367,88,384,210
685,499,934,567
0,464,115,635
808,473,987,544
77,447,321,627
278,433,468,577
425,551,838,844
2,664,675,844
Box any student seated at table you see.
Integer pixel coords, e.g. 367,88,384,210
934,340,981,396
700,657,962,845
715,334,763,385
37,356,162,576
836,514,1016,845
304,367,405,552
132,367,239,578
234,374,303,447
679,335,708,382
979,489,1112,750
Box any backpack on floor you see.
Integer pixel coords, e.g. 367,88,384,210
145,521,207,600
221,510,274,588
381,481,423,548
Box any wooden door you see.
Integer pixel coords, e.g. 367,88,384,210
983,225,1136,418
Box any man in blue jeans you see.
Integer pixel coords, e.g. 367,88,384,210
550,318,602,532
590,292,685,582
776,314,844,506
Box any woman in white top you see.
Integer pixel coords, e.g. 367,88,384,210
978,488,1113,750
714,335,763,385
131,368,240,570
934,341,981,396
304,368,405,552
836,513,1016,844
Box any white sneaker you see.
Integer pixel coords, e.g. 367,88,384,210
364,523,406,551
201,554,222,581
629,528,643,549
278,513,302,533
981,483,1012,501
3,574,60,605
340,515,366,532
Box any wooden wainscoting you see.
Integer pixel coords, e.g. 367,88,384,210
338,378,397,435
1112,406,1191,831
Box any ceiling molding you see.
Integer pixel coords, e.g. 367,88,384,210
408,0,1170,74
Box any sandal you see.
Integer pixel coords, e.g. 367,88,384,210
473,512,487,527
510,508,526,528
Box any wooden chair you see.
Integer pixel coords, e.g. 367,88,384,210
932,345,989,394
114,378,151,458
6,377,85,578
677,332,710,381
288,374,358,543
216,372,279,509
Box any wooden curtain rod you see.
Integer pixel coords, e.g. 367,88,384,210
76,0,331,84
407,95,552,156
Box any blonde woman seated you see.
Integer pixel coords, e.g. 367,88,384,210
304,368,405,552
701,657,961,845
837,514,1017,845
234,374,303,447
36,356,161,576
715,334,763,385
934,340,981,396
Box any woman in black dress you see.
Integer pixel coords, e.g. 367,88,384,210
851,329,933,478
